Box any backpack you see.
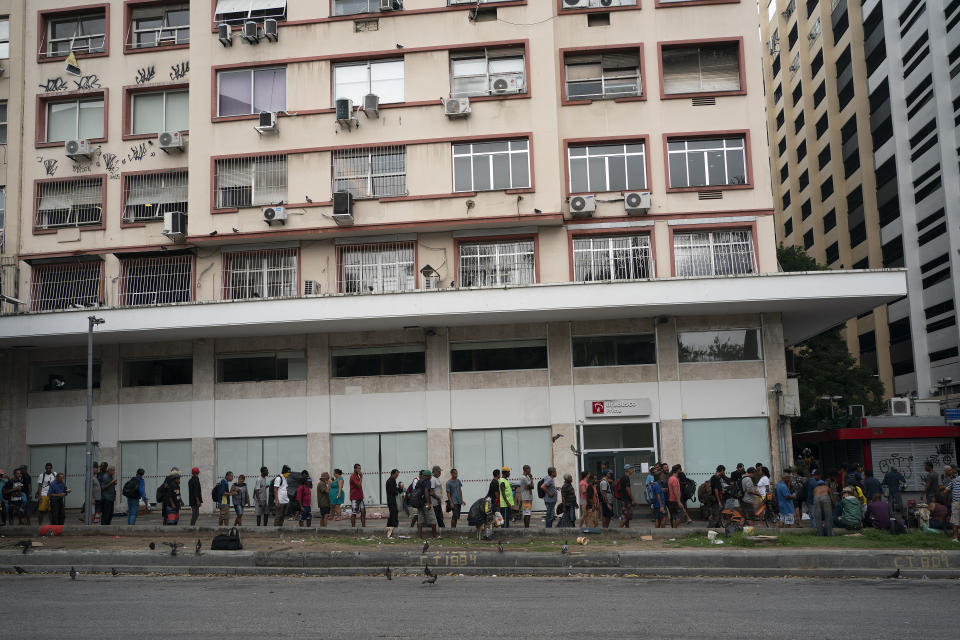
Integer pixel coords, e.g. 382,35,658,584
211,480,225,503
122,477,140,500
408,480,426,509
612,478,626,500
210,527,243,551
155,482,168,504
697,480,714,505
536,479,545,499
644,482,655,504
682,477,697,503
794,477,807,502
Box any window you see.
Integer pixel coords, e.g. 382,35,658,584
458,239,535,288
572,334,656,367
129,3,189,49
332,146,406,199
678,329,762,363
123,170,187,222
30,361,101,391
0,187,5,236
118,254,192,306
217,67,285,117
216,351,306,383
573,235,653,282
334,0,401,15
46,98,104,142
0,16,8,58
823,209,836,232
332,346,425,378
122,357,192,387
450,48,525,98
44,10,106,57
661,42,741,95
0,99,6,143
334,59,404,105
825,241,839,264
337,242,415,294
560,0,635,7
29,261,102,311
452,140,530,192
214,0,287,24
673,230,755,277
215,155,287,208
803,229,814,249
450,340,548,372
564,51,641,101
568,143,646,193
34,177,103,229
784,217,793,236
131,90,188,135
667,136,747,189
222,247,297,300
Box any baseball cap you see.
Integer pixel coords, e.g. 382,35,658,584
501,466,511,472
423,469,433,477
191,467,200,474
623,464,632,471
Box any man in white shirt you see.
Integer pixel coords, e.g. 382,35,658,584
36,463,57,526
273,465,291,527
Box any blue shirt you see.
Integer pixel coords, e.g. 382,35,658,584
863,477,882,500
775,481,794,515
805,477,821,505
48,480,65,496
445,479,463,505
650,482,665,508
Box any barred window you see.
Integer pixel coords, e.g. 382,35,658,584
332,146,406,199
661,43,741,95
215,155,287,208
450,48,526,98
458,239,535,288
35,178,103,230
573,235,653,282
30,261,102,311
223,247,297,300
673,230,755,277
564,52,640,101
452,140,530,192
338,242,415,294
568,143,646,193
45,11,106,57
124,170,187,222
667,137,747,188
118,254,192,306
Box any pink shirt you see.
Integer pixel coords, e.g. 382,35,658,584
668,475,682,503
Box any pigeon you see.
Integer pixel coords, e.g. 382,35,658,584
232,228,239,233
69,567,77,580
17,540,31,554
552,434,564,442
497,540,504,553
14,566,26,575
111,568,119,576
888,568,901,579
395,44,404,49
385,567,392,581
422,574,437,584
561,541,569,554
424,565,433,578
148,542,156,550
208,230,218,236
422,540,429,554
569,444,582,456
195,539,202,555
163,542,183,556
305,196,313,203
534,208,543,214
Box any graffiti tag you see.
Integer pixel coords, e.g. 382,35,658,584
127,143,148,162
42,158,59,176
169,61,189,81
72,74,101,90
135,66,156,85
101,152,120,179
38,78,69,92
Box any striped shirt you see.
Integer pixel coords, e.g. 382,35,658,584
948,477,960,503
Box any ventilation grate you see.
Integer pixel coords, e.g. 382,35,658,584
691,96,717,107
698,190,723,200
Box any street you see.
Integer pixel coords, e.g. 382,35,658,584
0,574,955,638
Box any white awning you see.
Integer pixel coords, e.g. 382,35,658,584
214,0,287,20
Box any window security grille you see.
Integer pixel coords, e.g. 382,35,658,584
332,146,406,199
458,240,535,288
118,254,192,306
30,262,102,311
223,248,297,300
35,178,103,230
673,230,755,277
215,155,287,208
124,171,188,222
337,242,415,294
573,235,653,282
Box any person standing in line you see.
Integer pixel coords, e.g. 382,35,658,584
649,472,667,528
882,466,906,514
498,467,515,528
598,470,615,529
254,467,271,527
922,462,938,504
330,469,344,521
431,465,445,528
274,465,291,527
216,471,235,527
542,467,558,528
445,468,463,528
806,469,821,529
775,470,796,528
47,472,70,526
578,471,589,527
296,475,312,527
667,465,684,529
36,463,56,527
708,465,727,527
316,472,332,527
162,470,182,525
125,468,150,525
349,463,366,528
409,470,424,528
740,467,762,526
88,461,101,524
757,466,772,501
559,474,578,527
519,465,534,528
812,475,833,537
188,467,202,526
582,472,599,528
946,468,960,542
385,468,400,537
233,474,249,526
790,468,807,529
417,468,439,539
619,464,638,528
100,465,117,525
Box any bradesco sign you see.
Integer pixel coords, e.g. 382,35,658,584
585,398,651,417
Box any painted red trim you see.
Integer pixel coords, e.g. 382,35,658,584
37,3,111,64
379,192,477,203
563,208,775,224
661,129,753,193
31,174,108,235
561,134,652,198
654,0,739,7
666,220,759,277
657,36,747,100
123,0,189,53
121,81,188,140
559,44,646,106
556,0,641,15
119,166,188,228
566,225,657,282
793,426,960,443
35,88,109,148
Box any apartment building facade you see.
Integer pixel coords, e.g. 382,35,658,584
0,0,903,509
762,0,960,401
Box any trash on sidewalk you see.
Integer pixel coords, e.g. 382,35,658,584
641,535,653,541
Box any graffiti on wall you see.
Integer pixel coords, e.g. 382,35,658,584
135,66,156,85
169,61,189,81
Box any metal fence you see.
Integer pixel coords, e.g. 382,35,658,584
34,177,103,230
215,155,287,209
573,235,653,282
337,241,415,293
673,230,755,277
124,170,188,222
222,247,297,300
332,145,406,199
29,261,102,311
118,254,192,306
458,239,536,288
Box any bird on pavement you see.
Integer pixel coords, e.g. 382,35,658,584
69,567,77,580
111,568,119,576
888,568,901,579
14,566,26,575
552,434,564,442
17,540,31,554
561,541,569,554
424,565,433,578
422,540,429,554
422,574,437,585
385,567,392,581
148,542,156,550
497,540,504,553
163,542,183,556
195,539,202,555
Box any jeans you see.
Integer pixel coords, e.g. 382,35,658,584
500,507,511,528
814,496,833,537
101,499,114,525
544,501,557,528
191,505,200,525
127,498,139,525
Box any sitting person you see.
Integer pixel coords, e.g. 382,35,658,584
834,486,863,530
865,494,891,530
926,496,949,531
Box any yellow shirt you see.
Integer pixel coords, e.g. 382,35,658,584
498,478,515,506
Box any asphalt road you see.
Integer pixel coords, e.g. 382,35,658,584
1,574,955,639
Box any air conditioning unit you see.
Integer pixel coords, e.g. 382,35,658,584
563,0,591,7
333,191,354,226
380,0,401,10
598,0,616,6
848,404,866,419
363,94,380,118
218,23,232,46
304,280,321,296
491,76,522,95
624,191,651,214
162,211,186,241
158,130,184,152
242,21,259,43
64,139,92,159
264,18,279,41
444,97,471,118
767,36,780,55
336,99,356,127
569,195,596,218
423,274,440,289
782,0,795,18
262,205,286,224
888,397,911,417
256,111,278,133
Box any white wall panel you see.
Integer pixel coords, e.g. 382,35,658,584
214,396,308,438
119,402,193,441
679,379,768,419
450,387,551,429
330,391,426,433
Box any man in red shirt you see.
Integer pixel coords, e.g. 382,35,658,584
349,463,366,528
667,465,683,529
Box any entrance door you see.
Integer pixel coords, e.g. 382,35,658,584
583,451,657,504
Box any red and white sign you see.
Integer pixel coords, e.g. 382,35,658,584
585,398,650,417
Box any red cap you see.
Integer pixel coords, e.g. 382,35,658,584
191,467,200,474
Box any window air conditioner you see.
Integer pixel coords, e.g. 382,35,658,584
304,280,321,296
624,191,651,215
256,111,278,133
363,94,380,118
158,130,184,152
336,99,356,127
569,194,596,218
563,0,591,8
242,21,260,44
380,0,402,10
262,206,286,224
218,23,232,47
162,211,187,241
767,36,780,55
887,397,911,417
444,97,471,118
65,139,92,159
264,18,279,41
423,274,440,289
490,76,522,95
332,191,354,226
848,404,866,419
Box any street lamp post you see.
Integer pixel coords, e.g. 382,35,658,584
84,315,105,525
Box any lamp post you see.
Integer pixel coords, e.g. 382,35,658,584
84,315,105,525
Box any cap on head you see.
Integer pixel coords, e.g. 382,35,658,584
623,464,632,471
191,467,200,475
501,466,511,472
281,465,291,474
423,469,433,477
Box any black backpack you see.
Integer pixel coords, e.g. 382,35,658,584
536,479,545,499
156,482,168,504
211,480,224,503
211,527,242,551
681,476,697,503
122,477,140,499
408,480,426,509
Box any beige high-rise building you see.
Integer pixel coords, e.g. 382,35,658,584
0,1,901,512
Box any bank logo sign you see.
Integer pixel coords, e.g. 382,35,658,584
586,398,651,417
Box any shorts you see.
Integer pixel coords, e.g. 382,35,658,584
601,500,614,519
651,506,665,520
351,499,365,514
299,506,312,521
779,512,795,525
234,503,244,516
219,504,231,520
418,506,436,527
620,501,633,521
668,501,683,521
951,502,960,527
741,501,756,520
522,500,532,516
318,506,331,516
38,496,50,512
